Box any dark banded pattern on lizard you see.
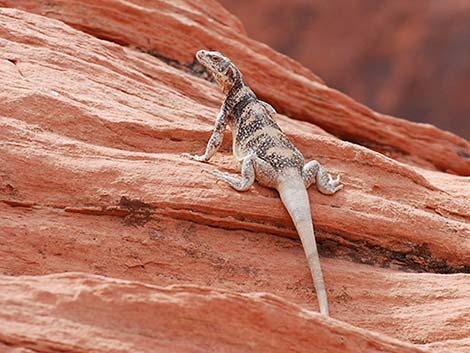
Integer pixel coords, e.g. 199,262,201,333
183,50,343,316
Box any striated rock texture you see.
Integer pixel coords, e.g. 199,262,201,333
1,0,469,175
0,2,469,353
220,0,470,139
0,272,433,353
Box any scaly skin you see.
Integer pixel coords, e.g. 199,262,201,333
183,50,343,315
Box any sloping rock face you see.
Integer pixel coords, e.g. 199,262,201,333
0,273,431,353
0,2,469,353
220,0,470,139
1,0,469,175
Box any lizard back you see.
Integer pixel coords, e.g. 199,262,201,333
231,97,304,174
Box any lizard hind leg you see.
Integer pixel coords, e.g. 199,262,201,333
210,154,256,191
302,160,343,194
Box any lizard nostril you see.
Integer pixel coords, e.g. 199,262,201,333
196,50,205,60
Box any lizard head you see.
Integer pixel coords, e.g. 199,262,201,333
196,50,241,93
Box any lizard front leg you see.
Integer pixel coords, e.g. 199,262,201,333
183,108,227,162
211,154,256,191
302,160,343,194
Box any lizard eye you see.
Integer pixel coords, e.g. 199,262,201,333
212,56,221,62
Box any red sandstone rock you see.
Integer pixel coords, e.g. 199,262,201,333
220,0,470,139
0,0,469,175
0,4,469,353
0,273,432,353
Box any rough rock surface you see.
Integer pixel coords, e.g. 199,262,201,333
1,0,469,175
220,0,470,139
0,2,469,353
0,272,434,353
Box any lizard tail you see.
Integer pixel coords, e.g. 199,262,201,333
277,177,329,316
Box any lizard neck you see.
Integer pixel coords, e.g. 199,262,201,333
224,79,255,113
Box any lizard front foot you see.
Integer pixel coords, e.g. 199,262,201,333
181,152,208,162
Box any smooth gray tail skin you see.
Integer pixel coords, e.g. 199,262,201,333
277,176,329,316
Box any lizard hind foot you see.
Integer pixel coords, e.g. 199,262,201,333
320,173,343,195
303,160,344,194
210,169,230,179
209,168,253,192
209,155,256,192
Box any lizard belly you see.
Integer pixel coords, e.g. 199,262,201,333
232,124,249,165
232,139,248,166
231,124,243,164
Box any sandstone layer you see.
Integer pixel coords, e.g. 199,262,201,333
0,272,434,353
1,0,469,175
0,2,469,353
220,0,470,139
